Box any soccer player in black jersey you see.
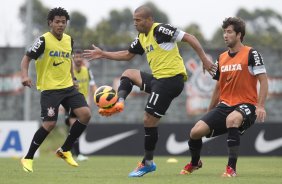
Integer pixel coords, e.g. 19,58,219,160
84,5,216,177
20,7,91,173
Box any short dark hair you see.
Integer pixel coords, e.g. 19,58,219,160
222,17,245,42
47,7,70,25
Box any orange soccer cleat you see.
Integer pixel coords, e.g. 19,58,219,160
98,101,124,117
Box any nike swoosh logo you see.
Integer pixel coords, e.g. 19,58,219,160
33,141,40,146
255,130,282,153
79,129,138,154
166,133,215,154
146,105,153,109
53,61,64,66
226,77,232,82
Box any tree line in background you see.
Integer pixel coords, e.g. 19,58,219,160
20,0,282,50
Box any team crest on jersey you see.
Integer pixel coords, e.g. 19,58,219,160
47,107,55,117
221,64,242,72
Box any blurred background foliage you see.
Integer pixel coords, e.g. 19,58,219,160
19,0,282,50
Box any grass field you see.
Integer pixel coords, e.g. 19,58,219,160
1,127,280,184
1,155,281,184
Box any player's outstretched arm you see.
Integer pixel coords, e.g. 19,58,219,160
182,33,217,76
83,44,135,62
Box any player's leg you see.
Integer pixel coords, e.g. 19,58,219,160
179,121,208,175
181,103,230,175
68,115,89,161
63,106,77,154
21,122,56,173
142,74,184,162
223,104,256,177
139,73,164,167
56,87,90,167
118,69,143,100
21,90,61,172
128,112,159,177
99,69,144,116
63,106,85,160
129,74,184,177
66,110,80,157
143,113,159,164
61,88,90,152
224,110,242,177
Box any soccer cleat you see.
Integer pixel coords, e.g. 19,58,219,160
180,160,202,175
98,101,124,117
56,148,79,167
128,162,157,177
21,158,33,173
222,165,237,177
77,154,89,161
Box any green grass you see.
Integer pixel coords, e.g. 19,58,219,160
1,126,280,184
0,156,281,184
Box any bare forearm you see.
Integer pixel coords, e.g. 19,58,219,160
83,45,135,62
182,33,217,76
101,50,134,61
183,33,208,62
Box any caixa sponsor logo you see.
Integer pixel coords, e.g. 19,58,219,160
0,130,22,152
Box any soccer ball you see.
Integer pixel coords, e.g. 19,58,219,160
94,85,118,109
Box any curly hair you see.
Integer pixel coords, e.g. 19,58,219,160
222,17,245,42
47,7,70,25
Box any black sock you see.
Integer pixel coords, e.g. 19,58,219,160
118,76,134,100
72,139,80,156
142,127,158,164
188,138,202,166
227,127,240,170
25,126,49,159
61,120,87,152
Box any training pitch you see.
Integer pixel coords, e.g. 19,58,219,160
0,155,280,184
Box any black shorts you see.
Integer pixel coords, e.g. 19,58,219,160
201,103,257,138
40,86,88,121
140,71,184,118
